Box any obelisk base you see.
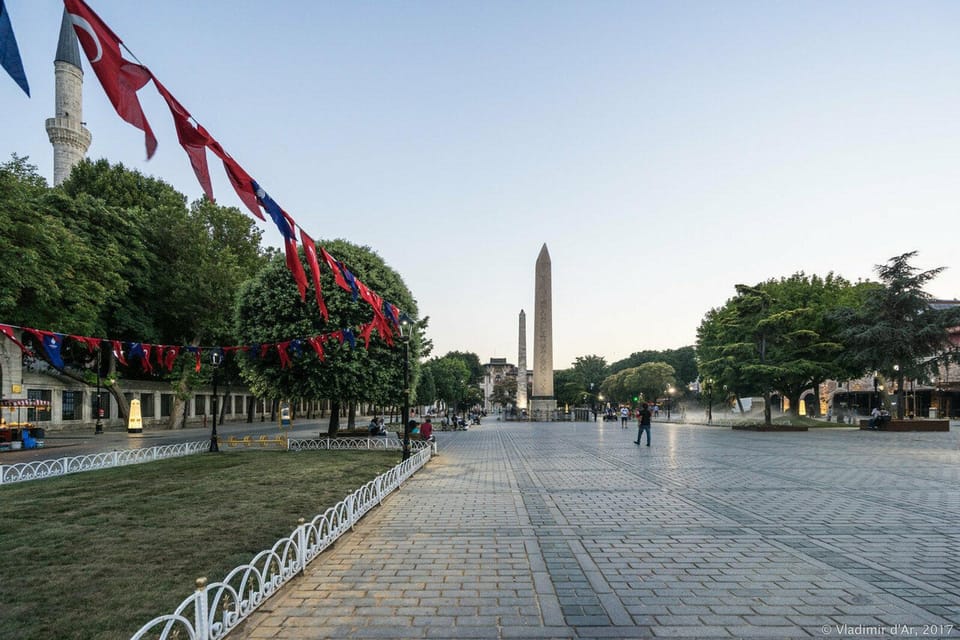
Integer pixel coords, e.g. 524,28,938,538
530,396,557,422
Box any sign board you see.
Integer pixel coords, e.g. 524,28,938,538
127,399,143,434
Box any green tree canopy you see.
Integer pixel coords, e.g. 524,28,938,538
235,238,418,432
697,272,865,422
836,251,960,418
610,347,696,390
425,355,471,412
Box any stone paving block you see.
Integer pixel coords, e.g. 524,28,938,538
232,422,960,640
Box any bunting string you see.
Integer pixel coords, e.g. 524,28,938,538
0,319,398,374
60,0,404,335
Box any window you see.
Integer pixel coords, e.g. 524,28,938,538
160,394,173,417
27,389,52,422
141,394,155,418
224,395,232,415
62,390,82,420
195,395,206,416
235,396,244,414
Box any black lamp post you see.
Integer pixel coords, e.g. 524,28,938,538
705,379,713,424
94,347,103,434
666,386,674,421
209,350,221,453
400,320,412,461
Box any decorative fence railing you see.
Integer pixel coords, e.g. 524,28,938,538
0,434,411,485
129,439,431,640
0,440,210,485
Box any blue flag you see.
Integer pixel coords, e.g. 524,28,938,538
0,0,29,96
41,333,65,369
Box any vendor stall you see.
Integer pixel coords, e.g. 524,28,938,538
1,398,48,451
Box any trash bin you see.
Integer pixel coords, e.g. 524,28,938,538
928,408,938,419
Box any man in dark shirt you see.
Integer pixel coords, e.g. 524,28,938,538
635,402,652,446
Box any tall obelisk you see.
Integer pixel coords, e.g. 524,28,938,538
517,310,528,412
530,244,556,421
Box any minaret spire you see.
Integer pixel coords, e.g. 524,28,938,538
46,10,91,186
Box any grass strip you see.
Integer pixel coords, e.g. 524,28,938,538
0,449,399,640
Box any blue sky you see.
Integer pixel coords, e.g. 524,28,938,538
4,1,960,370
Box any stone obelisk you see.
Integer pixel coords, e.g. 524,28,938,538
517,310,528,412
530,244,556,421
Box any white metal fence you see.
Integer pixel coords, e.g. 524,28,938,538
0,440,211,485
129,439,431,640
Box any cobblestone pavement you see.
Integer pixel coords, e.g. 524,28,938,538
234,421,960,640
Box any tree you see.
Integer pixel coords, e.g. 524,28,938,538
235,238,419,433
837,252,960,418
610,347,696,391
698,273,865,423
634,362,676,404
445,351,483,384
571,354,608,404
426,356,471,416
59,159,268,426
553,368,583,407
488,372,518,410
415,365,437,410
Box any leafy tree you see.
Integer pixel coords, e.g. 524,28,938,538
698,273,864,423
415,364,437,410
426,355,471,415
235,238,418,433
59,159,268,425
610,347,697,391
633,362,676,404
0,156,122,333
553,368,583,407
837,252,960,418
571,354,607,402
488,372,518,409
446,351,483,384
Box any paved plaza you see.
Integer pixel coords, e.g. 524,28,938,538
235,420,960,639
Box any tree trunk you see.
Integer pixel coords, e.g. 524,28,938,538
327,399,341,435
347,401,356,429
787,392,802,417
763,391,772,425
246,396,255,423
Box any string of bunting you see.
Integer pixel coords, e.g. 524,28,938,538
58,0,405,339
0,318,407,376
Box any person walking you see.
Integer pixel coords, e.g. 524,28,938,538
635,402,652,446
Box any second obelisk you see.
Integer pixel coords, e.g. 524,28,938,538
530,244,557,421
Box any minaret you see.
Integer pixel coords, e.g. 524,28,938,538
517,310,528,412
530,244,557,421
45,10,91,186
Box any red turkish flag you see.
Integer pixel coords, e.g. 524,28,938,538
299,229,328,321
64,0,157,158
154,78,214,202
205,138,264,221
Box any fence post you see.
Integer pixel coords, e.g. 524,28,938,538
297,518,307,575
194,577,210,640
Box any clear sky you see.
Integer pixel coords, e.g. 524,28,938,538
5,1,960,370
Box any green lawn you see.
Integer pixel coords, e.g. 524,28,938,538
0,449,400,640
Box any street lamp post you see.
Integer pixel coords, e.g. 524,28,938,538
400,321,412,461
209,350,221,453
94,347,103,434
666,386,675,421
705,379,713,424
